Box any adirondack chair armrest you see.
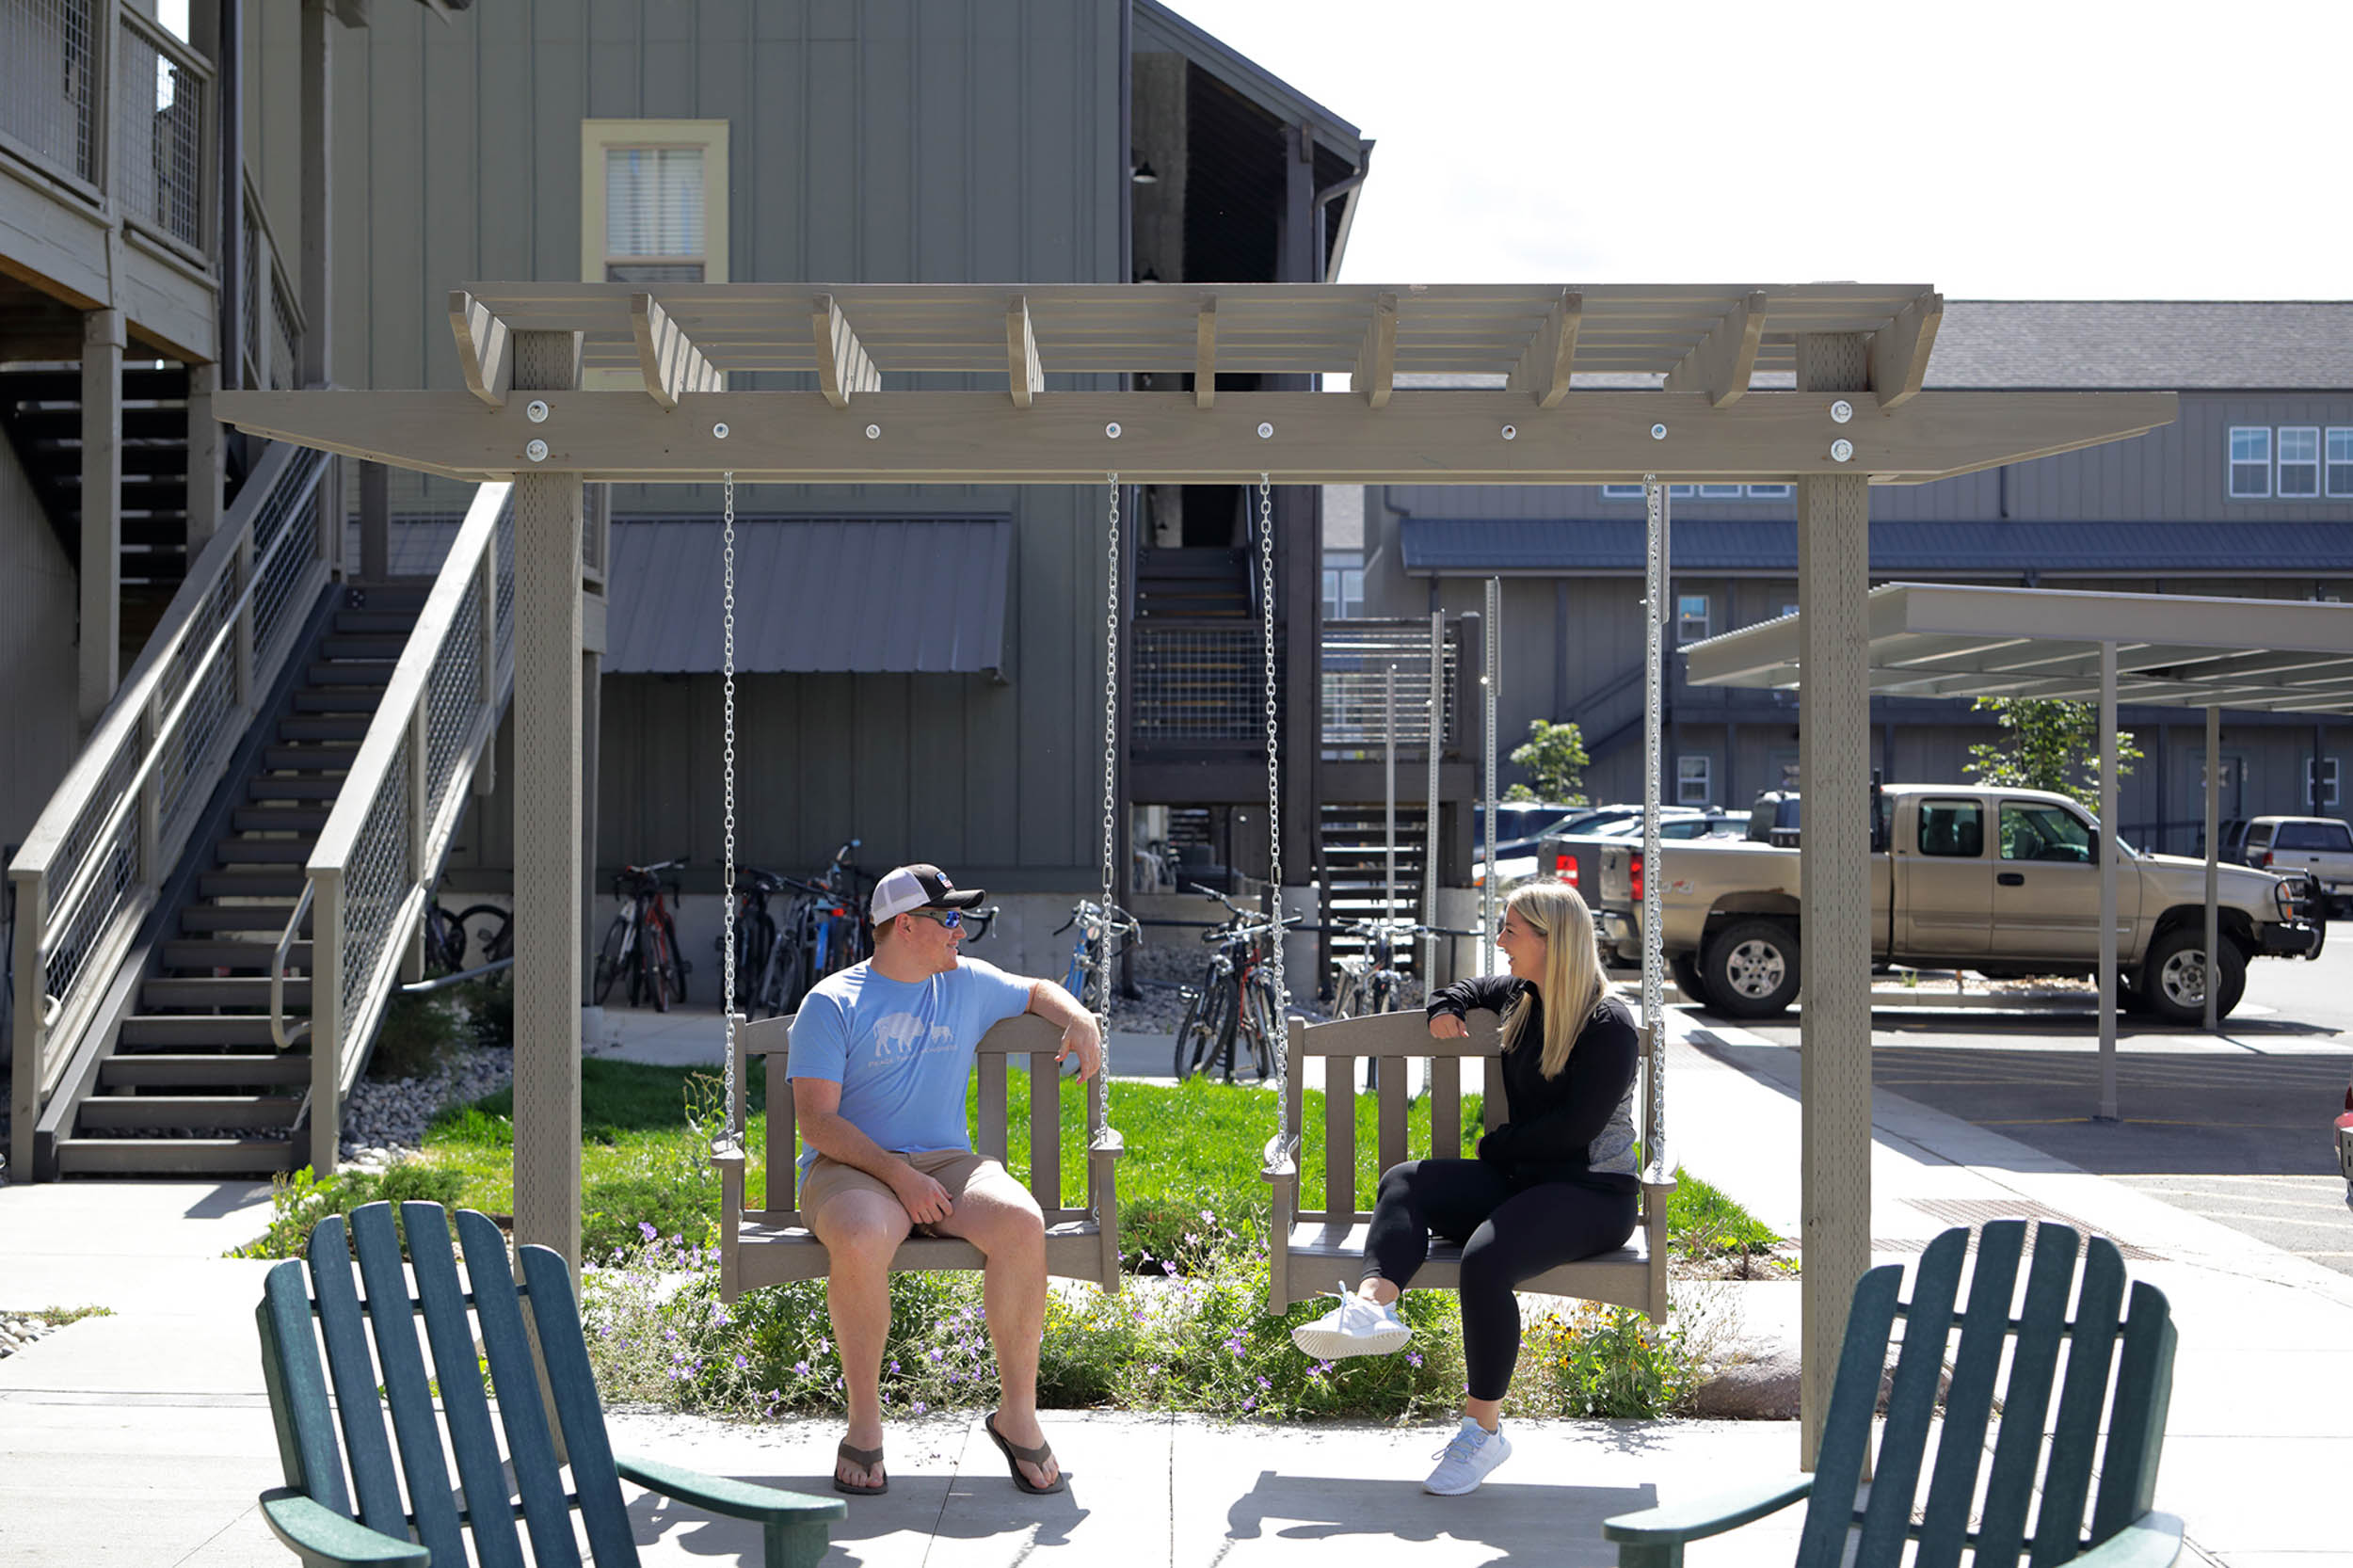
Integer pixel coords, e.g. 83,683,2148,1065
616,1453,850,1527
1600,1472,1814,1549
257,1489,430,1568
2072,1512,2185,1568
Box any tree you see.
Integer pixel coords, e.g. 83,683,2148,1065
1965,696,2141,812
1504,718,1590,805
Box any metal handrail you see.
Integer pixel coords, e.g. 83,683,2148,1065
280,480,513,1173
270,883,314,1048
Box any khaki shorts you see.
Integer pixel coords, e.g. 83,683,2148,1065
799,1147,1000,1234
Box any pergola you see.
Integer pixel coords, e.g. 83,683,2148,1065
217,280,2176,1464
1687,582,2353,1106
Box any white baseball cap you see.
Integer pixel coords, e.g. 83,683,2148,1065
870,863,987,923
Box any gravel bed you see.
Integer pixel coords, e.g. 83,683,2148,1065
0,1311,82,1360
339,1044,513,1169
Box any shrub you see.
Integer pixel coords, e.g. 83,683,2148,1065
456,971,514,1049
1518,1303,1699,1417
368,990,466,1081
231,1160,466,1261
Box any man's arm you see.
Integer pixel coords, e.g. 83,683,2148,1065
1026,979,1104,1080
790,1077,953,1224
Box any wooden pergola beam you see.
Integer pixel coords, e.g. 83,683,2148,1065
812,293,880,408
629,294,722,409
1505,289,1582,408
1870,292,1945,408
1195,297,1217,409
449,290,512,408
1663,290,1768,406
1355,291,1398,408
1007,296,1045,408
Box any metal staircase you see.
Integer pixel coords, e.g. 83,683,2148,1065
1318,803,1430,972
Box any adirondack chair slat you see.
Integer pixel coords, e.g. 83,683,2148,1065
400,1202,529,1568
1977,1224,2086,1567
456,1209,583,1568
303,1217,408,1537
348,1205,470,1568
2092,1282,2177,1543
1324,1052,1354,1223
519,1243,642,1568
1796,1262,1904,1568
257,1262,351,1516
1030,1051,1062,1209
2032,1238,2129,1568
1916,1219,2030,1568
1430,1056,1461,1157
1858,1227,1970,1562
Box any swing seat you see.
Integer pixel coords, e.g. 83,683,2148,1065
713,1012,1125,1298
1262,1008,1673,1321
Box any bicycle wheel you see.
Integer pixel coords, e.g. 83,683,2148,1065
659,909,688,1004
424,904,464,975
740,912,773,1014
638,916,672,1013
594,916,630,1005
1173,980,1225,1080
1243,980,1277,1081
456,904,511,968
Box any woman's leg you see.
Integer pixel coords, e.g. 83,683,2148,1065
1456,1183,1639,1422
1358,1159,1516,1304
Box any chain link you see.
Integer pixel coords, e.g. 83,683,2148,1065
1098,474,1121,1022
721,472,739,1144
1257,474,1287,1093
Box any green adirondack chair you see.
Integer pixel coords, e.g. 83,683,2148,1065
1604,1221,2182,1568
252,1201,845,1568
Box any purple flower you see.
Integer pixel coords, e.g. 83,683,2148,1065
1198,1208,1214,1223
929,1349,943,1363
1406,1352,1423,1368
1241,1396,1257,1411
1183,1233,1200,1247
888,1359,900,1374
792,1360,809,1376
1161,1260,1177,1277
912,1400,928,1414
638,1221,658,1241
733,1353,748,1369
1257,1375,1271,1390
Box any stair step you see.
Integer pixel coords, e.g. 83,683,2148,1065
333,610,418,634
140,976,311,1008
79,1096,303,1131
280,715,370,742
262,744,358,772
53,1138,298,1176
178,904,307,935
232,806,332,833
118,1013,285,1046
307,662,393,686
100,1054,312,1088
248,776,344,801
321,636,406,660
290,690,387,716
215,840,316,865
0,364,190,403
198,871,307,898
161,938,312,970
343,584,434,611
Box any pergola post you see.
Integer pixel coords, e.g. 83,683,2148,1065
1795,331,1873,1470
2099,641,2121,1118
511,330,586,1276
2204,703,2221,1032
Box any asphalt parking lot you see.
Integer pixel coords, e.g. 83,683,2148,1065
1696,946,2353,1274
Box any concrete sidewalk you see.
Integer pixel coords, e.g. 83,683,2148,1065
1,1000,2343,1563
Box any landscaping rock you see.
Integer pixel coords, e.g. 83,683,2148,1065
341,1043,514,1167
1690,1349,1801,1419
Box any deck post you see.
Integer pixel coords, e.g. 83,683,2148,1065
510,329,586,1276
1795,331,1873,1470
79,309,125,733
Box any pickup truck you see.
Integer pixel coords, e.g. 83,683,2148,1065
2241,816,2353,917
1593,783,2323,1024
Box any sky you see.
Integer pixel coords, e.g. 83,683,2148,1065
1158,0,2351,300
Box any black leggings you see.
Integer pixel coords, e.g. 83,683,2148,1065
1363,1158,1638,1401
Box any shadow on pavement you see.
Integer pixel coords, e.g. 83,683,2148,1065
630,1475,1089,1560
1224,1472,1652,1561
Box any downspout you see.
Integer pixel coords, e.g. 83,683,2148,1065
1310,142,1374,283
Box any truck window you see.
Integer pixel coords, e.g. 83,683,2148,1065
2247,822,2276,852
2000,803,2095,864
1916,800,1984,857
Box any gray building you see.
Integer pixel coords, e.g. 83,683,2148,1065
1354,303,2353,853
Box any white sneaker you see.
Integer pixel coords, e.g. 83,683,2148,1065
1422,1417,1512,1496
1289,1281,1412,1359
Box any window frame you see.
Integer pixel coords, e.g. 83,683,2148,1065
2306,755,2341,809
1676,754,1711,806
1675,592,1711,643
2228,425,2272,499
2329,428,2353,500
2278,425,2321,499
1915,798,1985,858
1744,483,1793,498
581,120,731,288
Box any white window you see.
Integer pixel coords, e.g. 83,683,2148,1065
1600,484,1642,499
1745,483,1793,498
2229,426,2272,499
1677,755,1711,805
1676,593,1710,642
2329,429,2353,499
2307,756,2341,809
582,120,729,285
1778,601,1800,620
1321,550,1364,619
1696,484,1743,499
2279,427,2321,499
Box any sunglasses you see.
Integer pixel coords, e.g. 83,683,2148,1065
905,907,965,929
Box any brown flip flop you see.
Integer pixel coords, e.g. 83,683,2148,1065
984,1410,1066,1495
833,1439,888,1496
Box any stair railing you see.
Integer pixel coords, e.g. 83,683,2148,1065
8,440,331,1177
285,479,513,1174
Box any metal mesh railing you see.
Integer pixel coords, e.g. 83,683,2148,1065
337,731,414,1029
113,12,205,252
270,267,299,389
0,0,99,187
1133,624,1284,744
1321,618,1462,756
239,176,302,390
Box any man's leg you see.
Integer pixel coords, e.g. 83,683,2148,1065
808,1187,913,1489
930,1162,1057,1489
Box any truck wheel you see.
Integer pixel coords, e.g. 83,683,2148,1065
1670,952,1715,1010
2140,926,2248,1024
1704,920,1801,1018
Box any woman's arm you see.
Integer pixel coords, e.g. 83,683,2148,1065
1426,973,1520,1021
1477,1006,1640,1163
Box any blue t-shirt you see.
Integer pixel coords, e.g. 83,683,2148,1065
787,956,1035,1173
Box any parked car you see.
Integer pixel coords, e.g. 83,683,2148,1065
1473,802,1645,887
2337,1078,2353,1192
2240,817,2353,916
1527,808,1744,905
1747,790,1804,847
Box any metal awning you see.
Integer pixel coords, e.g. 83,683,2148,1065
1685,582,2353,712
604,516,1012,675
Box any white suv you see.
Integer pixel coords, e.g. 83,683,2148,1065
2244,816,2353,917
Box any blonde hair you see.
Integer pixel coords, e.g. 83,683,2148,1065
1499,880,1605,1079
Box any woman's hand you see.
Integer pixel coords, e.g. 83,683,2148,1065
1428,1012,1469,1040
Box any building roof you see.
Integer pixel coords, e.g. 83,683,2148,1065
1928,301,2353,390
1398,516,2353,578
604,517,1012,675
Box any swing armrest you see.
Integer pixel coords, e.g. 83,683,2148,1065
1089,1126,1125,1158
1602,1473,1813,1549
616,1454,847,1527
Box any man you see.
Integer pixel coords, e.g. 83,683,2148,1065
788,863,1104,1497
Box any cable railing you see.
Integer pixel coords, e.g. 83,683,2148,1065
8,441,330,1177
283,480,514,1174
1320,616,1465,756
241,167,305,391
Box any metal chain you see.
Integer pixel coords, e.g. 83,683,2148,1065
721,472,739,1144
1097,473,1121,1022
1257,473,1287,1095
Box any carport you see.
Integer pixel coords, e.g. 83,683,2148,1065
1685,580,2353,1112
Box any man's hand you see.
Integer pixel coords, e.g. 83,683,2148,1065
1429,1012,1469,1040
1058,1012,1104,1081
888,1163,954,1226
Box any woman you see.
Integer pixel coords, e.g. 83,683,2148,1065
1290,880,1641,1496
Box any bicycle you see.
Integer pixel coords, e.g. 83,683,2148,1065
1173,884,1300,1083
1330,918,1429,1020
721,867,825,1018
423,894,513,978
594,856,691,1011
784,838,870,992
1054,898,1141,1010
